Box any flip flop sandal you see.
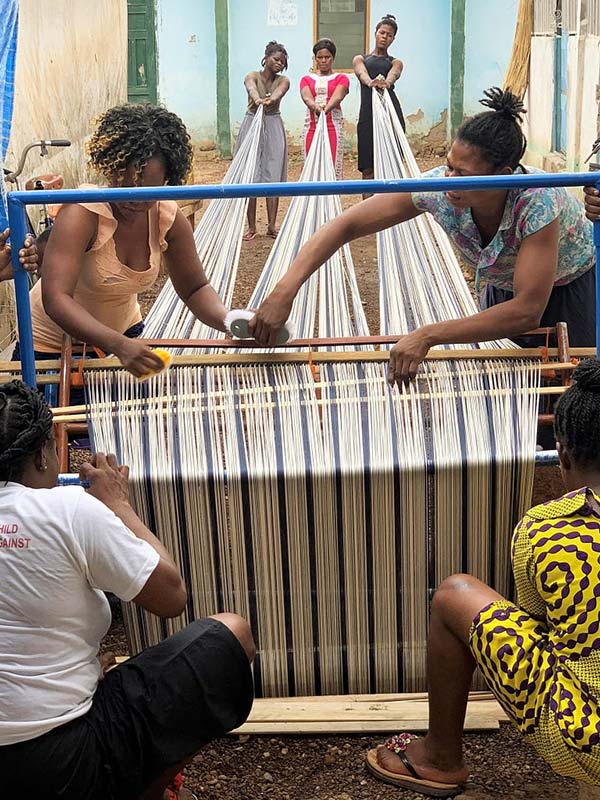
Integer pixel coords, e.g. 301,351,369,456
266,230,278,239
242,231,257,241
224,309,296,346
365,734,464,798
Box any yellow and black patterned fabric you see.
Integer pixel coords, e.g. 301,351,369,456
469,487,600,785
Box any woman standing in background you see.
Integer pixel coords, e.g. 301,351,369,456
300,38,349,179
353,14,405,187
236,40,290,240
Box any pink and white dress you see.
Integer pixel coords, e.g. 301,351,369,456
300,72,350,179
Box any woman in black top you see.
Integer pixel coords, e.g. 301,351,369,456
353,14,405,186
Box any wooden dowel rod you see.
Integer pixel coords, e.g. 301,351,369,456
0,347,595,375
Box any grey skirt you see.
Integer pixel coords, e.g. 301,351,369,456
235,111,287,183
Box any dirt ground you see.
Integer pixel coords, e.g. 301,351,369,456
113,151,581,799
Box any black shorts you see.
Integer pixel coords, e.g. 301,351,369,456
0,618,253,800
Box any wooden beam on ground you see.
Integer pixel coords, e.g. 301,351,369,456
230,692,508,735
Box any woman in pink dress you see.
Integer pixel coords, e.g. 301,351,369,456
300,39,350,179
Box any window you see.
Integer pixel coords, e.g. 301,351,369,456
314,0,368,70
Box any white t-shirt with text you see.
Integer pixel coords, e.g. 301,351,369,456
0,483,159,745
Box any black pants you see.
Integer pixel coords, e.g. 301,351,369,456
481,267,596,348
0,619,253,800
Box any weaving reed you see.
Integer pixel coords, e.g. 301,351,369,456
85,107,540,696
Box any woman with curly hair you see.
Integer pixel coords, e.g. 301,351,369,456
18,104,228,378
236,40,290,240
0,381,254,800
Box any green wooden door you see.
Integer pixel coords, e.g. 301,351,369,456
127,0,158,104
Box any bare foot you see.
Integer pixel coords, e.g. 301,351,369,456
375,737,468,786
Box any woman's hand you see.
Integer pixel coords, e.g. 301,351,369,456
0,229,38,282
80,452,131,511
388,330,432,386
114,337,165,378
584,186,600,222
248,286,294,346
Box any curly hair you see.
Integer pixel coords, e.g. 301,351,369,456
554,358,600,470
0,381,53,482
456,87,527,171
87,104,194,186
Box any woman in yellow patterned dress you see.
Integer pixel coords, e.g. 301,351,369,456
366,357,600,797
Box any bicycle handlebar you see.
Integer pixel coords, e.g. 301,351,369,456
4,139,71,183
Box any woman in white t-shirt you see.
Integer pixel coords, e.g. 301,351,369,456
0,380,255,800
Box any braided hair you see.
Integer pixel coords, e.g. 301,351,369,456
262,40,289,71
376,14,398,34
0,381,53,482
554,358,600,470
87,104,193,187
456,87,527,171
313,38,336,58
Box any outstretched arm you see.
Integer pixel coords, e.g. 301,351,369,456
164,208,228,332
323,83,349,114
353,54,373,87
387,218,559,384
249,192,424,345
384,58,403,88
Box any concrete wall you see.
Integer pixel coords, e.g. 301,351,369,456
7,0,127,188
152,0,519,149
525,32,600,169
156,0,217,147
463,0,519,117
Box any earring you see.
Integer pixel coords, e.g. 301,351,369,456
41,464,48,472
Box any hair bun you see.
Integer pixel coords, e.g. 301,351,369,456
479,87,526,123
573,358,600,393
383,13,397,20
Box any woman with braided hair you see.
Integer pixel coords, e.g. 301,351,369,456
364,357,600,796
14,104,229,379
251,88,595,383
0,381,254,800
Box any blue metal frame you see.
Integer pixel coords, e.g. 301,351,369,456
8,173,600,472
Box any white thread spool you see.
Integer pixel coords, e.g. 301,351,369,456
224,309,296,345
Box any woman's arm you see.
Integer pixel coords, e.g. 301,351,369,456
81,452,187,618
266,76,290,105
244,72,263,105
323,83,349,114
41,205,164,377
249,192,424,344
387,219,560,384
384,58,403,88
300,84,321,114
164,208,228,332
353,54,373,87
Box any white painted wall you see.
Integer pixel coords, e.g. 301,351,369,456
525,32,600,169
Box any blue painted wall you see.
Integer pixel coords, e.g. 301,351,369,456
463,0,518,117
155,0,217,145
370,0,450,135
154,0,517,147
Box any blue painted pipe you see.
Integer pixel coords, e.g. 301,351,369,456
57,474,89,488
8,172,600,386
6,171,600,208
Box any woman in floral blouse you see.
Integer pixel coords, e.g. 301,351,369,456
249,88,595,385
